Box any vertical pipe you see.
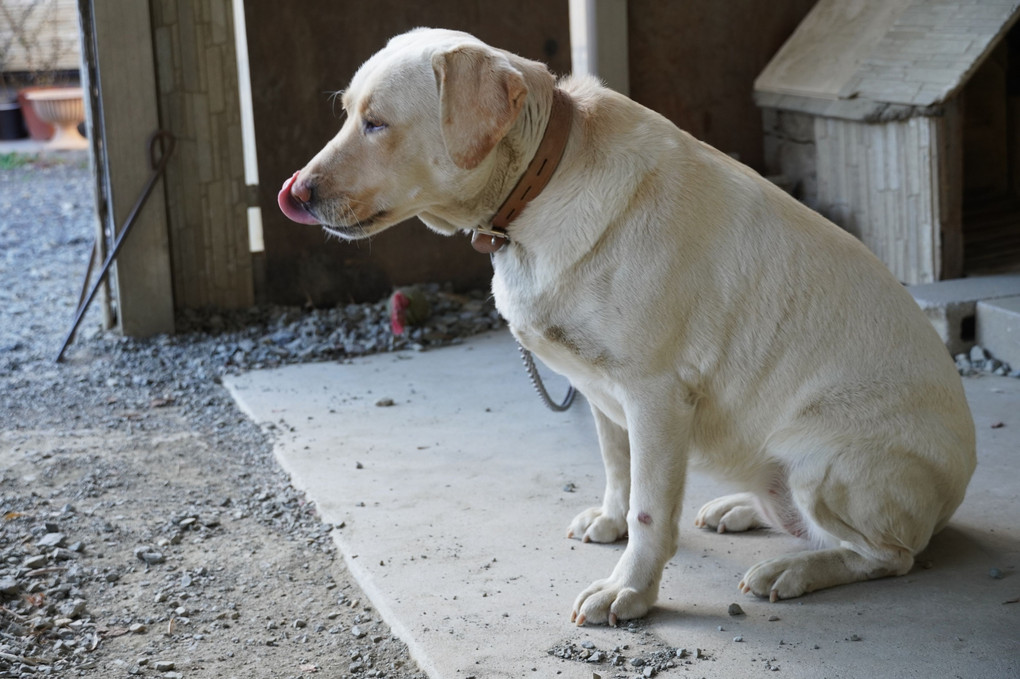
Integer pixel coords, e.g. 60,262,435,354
568,0,629,96
231,0,264,254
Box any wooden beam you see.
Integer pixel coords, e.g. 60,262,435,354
83,0,175,336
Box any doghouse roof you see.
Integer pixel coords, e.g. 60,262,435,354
754,0,1020,121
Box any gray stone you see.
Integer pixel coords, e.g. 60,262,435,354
133,547,165,565
37,532,66,548
58,599,87,618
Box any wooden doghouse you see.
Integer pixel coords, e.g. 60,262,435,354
755,0,1020,285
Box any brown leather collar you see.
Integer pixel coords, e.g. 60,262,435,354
471,88,574,254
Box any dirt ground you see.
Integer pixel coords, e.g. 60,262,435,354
0,156,426,678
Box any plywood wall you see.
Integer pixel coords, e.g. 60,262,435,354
244,1,571,306
628,0,817,171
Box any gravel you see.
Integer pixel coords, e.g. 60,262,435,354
170,284,503,374
0,156,503,678
547,618,715,677
955,344,1020,378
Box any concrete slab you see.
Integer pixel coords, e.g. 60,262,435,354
225,330,1020,679
909,274,1020,355
978,296,1020,369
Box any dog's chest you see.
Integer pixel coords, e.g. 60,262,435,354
492,255,619,399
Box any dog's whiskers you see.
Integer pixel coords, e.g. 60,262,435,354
327,89,349,119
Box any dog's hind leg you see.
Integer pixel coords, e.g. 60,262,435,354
738,441,955,601
739,544,913,602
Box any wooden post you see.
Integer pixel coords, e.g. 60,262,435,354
80,0,175,337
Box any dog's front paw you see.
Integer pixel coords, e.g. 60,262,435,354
695,493,763,533
571,577,655,626
739,553,815,602
567,507,627,543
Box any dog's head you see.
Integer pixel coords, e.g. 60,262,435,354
278,28,543,239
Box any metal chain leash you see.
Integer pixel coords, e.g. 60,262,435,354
517,342,576,412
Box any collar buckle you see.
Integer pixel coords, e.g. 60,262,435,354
471,226,509,254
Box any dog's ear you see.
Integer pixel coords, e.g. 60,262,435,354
432,45,527,170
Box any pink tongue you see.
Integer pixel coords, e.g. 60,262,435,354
277,171,320,225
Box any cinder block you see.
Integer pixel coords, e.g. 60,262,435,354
908,274,1020,355
977,296,1020,369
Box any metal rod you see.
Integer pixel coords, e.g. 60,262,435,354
55,130,175,362
75,239,98,311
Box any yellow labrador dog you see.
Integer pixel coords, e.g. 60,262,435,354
279,28,976,626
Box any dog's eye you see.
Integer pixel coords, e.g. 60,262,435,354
363,118,387,134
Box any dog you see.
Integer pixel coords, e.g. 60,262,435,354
278,28,976,626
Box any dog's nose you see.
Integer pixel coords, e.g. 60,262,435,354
291,177,314,204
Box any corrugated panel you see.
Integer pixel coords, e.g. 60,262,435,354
0,0,81,73
152,0,253,309
813,116,943,283
917,118,938,276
